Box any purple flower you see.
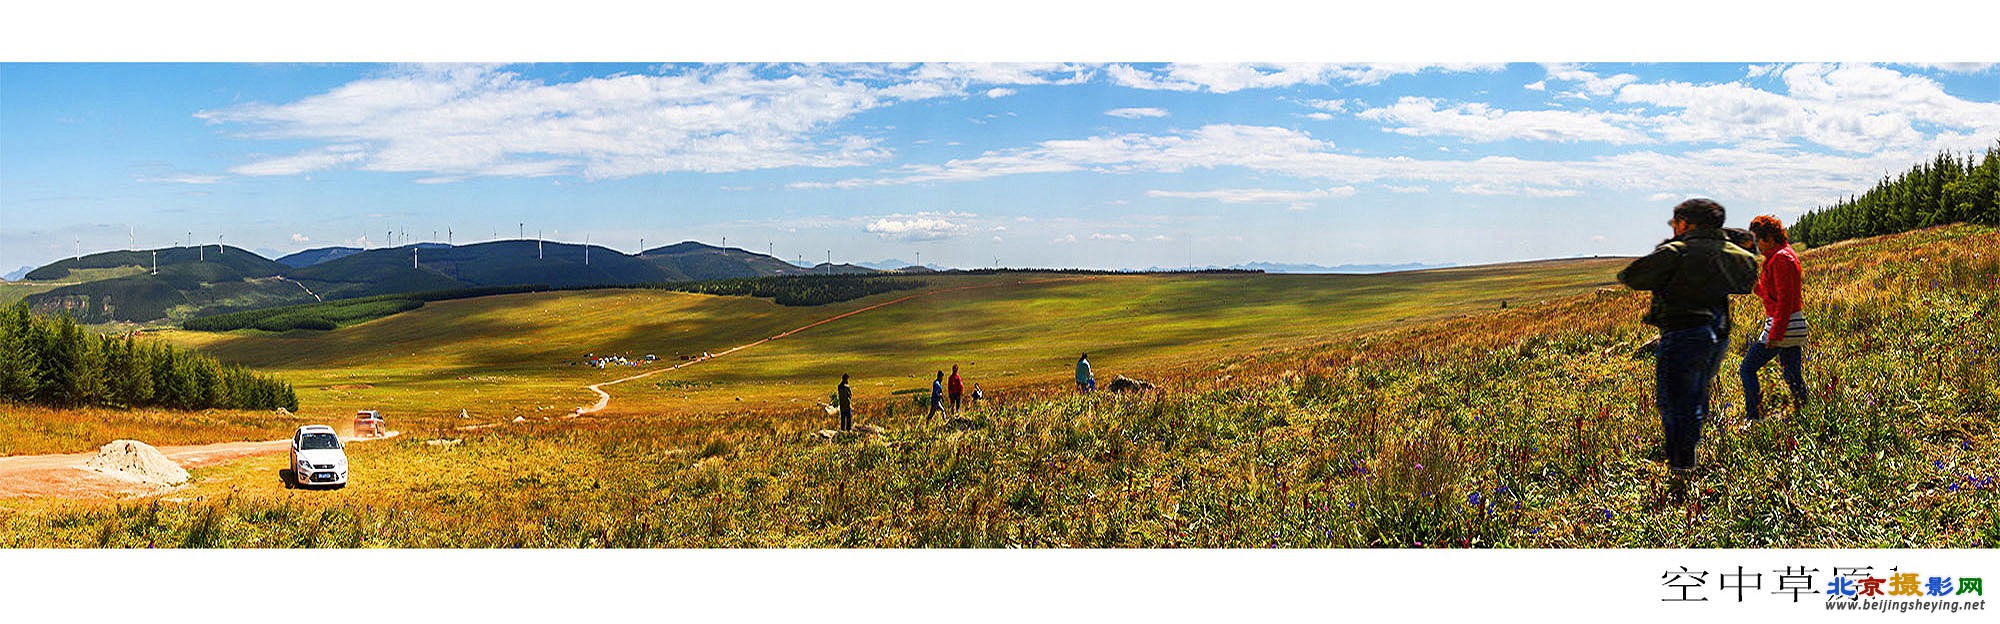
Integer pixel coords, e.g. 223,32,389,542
1415,463,1424,470
1936,460,1947,470
1468,492,1481,506
1602,509,1613,520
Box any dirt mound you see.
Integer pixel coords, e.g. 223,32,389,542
82,440,189,485
1106,375,1157,393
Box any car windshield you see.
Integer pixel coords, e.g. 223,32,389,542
300,433,342,450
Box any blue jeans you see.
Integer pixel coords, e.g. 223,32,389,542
1738,341,1805,418
1656,316,1729,472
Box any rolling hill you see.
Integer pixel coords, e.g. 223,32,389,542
274,246,362,268
20,246,309,323
640,241,815,280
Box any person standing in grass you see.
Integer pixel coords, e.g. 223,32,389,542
1739,214,1809,421
930,370,946,419
837,374,853,431
948,364,965,414
1076,353,1094,393
1617,198,1759,481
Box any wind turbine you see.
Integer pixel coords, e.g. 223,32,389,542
74,238,80,262
217,234,223,255
584,234,590,265
128,226,134,251
538,229,543,260
413,246,419,269
151,251,157,275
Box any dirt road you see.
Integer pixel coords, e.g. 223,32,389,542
0,431,398,500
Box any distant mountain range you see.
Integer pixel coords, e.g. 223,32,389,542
15,240,875,324
13,239,1477,325
3,266,33,282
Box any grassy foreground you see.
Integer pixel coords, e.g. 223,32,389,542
1,226,1994,547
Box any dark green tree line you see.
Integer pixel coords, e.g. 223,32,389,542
1791,145,2000,247
0,303,296,411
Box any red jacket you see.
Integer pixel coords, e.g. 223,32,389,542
948,373,963,395
1754,244,1803,329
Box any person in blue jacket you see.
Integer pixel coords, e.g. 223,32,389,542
930,370,946,419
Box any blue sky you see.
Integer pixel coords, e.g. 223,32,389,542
3,62,1997,274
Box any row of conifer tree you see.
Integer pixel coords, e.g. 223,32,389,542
0,303,297,411
1790,145,2000,247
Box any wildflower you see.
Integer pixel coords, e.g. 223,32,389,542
1602,509,1613,520
1935,460,1946,470
1497,485,1509,495
1468,492,1481,506
1414,463,1424,471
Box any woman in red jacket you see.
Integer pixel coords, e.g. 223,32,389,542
1738,214,1809,421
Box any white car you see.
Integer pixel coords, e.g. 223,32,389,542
289,425,349,488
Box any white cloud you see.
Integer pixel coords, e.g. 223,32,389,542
1382,184,1430,194
1105,107,1169,119
1525,81,1547,91
290,233,310,243
1107,63,1502,93
985,88,1017,98
1540,63,1639,97
198,64,1089,180
1896,63,1997,74
1147,186,1356,205
802,121,1934,211
1149,235,1171,242
1357,97,1652,144
1450,183,1583,198
1050,234,1077,245
1616,64,2000,153
864,215,972,242
1090,233,1136,243
1305,112,1334,120
228,146,368,176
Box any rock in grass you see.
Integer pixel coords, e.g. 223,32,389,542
1106,375,1157,393
816,424,887,441
83,440,189,485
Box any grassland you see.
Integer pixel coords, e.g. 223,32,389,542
149,260,1624,434
0,227,1993,548
0,405,309,456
